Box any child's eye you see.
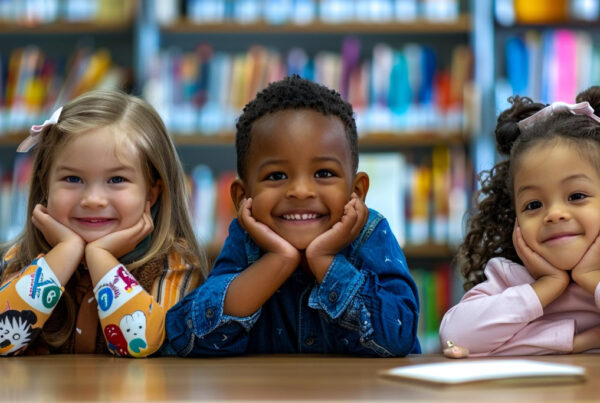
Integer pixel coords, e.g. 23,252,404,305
64,176,81,183
569,192,587,201
265,172,287,181
524,200,542,211
315,169,335,178
109,176,125,184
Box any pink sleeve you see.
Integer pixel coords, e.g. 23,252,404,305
439,258,563,355
488,319,574,356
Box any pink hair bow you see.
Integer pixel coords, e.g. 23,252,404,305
517,101,600,131
16,107,63,153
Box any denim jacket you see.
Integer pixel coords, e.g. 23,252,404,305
165,209,421,357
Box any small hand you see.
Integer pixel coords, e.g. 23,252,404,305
31,204,84,250
512,223,566,280
572,232,600,295
442,340,469,359
513,222,569,306
31,203,85,284
238,198,300,264
307,193,367,259
86,202,154,259
305,194,368,281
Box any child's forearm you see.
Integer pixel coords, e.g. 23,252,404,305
93,264,165,357
85,245,120,286
43,239,84,285
573,325,600,353
0,257,64,356
224,252,298,317
306,255,334,283
571,270,600,296
531,274,570,307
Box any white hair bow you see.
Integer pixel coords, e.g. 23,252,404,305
17,107,63,152
517,101,600,131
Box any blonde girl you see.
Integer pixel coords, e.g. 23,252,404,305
0,90,205,357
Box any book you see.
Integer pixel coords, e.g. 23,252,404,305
380,359,585,386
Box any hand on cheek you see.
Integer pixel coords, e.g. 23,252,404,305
512,222,569,307
32,203,85,250
571,232,600,295
305,193,368,282
513,223,563,279
31,203,85,285
85,202,154,284
237,198,300,264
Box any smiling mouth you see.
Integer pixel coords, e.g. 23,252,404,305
75,218,116,225
543,233,578,243
281,213,322,221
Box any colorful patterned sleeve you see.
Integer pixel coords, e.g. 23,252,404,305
94,251,202,358
0,251,64,356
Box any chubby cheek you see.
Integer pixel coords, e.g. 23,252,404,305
328,194,351,223
117,197,147,228
46,190,74,228
519,222,541,252
249,192,276,223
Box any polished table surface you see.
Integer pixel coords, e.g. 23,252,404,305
1,354,599,401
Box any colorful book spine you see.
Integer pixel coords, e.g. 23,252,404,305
143,40,471,135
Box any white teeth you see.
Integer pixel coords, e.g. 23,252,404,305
283,213,318,221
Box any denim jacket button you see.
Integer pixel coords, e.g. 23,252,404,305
305,337,315,346
187,319,194,329
205,308,215,318
328,291,338,302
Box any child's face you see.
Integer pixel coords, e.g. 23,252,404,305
233,109,366,250
46,127,159,243
514,142,600,270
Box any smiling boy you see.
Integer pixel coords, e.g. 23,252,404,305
166,76,421,357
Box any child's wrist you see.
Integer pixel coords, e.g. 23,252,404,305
571,270,600,295
268,250,300,268
306,254,334,283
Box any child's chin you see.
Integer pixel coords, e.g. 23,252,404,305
76,232,104,243
286,237,313,251
545,257,580,271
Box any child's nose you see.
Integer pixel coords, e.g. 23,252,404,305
286,177,316,199
544,204,570,223
80,185,108,208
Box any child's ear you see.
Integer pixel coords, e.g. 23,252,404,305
230,178,247,210
352,172,369,201
147,179,162,206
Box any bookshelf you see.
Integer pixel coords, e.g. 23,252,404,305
492,0,600,122
0,0,475,352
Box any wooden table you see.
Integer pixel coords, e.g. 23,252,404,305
1,354,599,401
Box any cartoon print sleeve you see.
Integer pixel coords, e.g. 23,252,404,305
165,220,258,356
307,217,420,357
438,258,575,356
94,264,165,358
0,256,63,356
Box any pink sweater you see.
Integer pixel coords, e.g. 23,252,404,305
439,257,600,356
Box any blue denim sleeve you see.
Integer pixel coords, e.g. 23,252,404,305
165,220,261,356
308,215,420,357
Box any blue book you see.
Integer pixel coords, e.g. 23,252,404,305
505,36,529,95
419,47,436,105
388,51,410,115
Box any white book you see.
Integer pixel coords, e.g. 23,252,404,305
380,359,585,386
358,153,406,246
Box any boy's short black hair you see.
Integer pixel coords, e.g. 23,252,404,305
235,75,358,181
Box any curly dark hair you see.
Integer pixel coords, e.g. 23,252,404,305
457,86,600,291
235,75,358,181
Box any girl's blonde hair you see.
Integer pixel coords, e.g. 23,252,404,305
3,90,205,347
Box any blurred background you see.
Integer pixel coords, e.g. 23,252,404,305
0,0,598,352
